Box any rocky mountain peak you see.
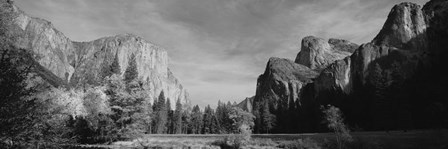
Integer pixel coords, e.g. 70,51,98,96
295,36,357,70
254,57,318,110
236,96,254,113
266,57,319,82
328,38,359,53
2,1,190,108
373,2,427,51
251,0,448,134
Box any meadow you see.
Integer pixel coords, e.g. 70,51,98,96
77,129,448,149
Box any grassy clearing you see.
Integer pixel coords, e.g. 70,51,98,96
80,130,448,149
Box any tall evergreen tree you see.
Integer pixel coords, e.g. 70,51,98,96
181,110,191,134
174,98,183,134
101,52,121,78
147,102,153,134
155,91,168,134
368,63,390,130
105,75,147,139
111,53,121,74
191,105,203,134
216,101,233,133
210,113,221,134
389,62,412,130
166,98,173,134
124,54,138,83
202,105,213,134
261,101,276,133
151,98,158,134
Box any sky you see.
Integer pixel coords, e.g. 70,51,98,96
16,0,428,108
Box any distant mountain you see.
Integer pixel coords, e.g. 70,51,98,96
251,0,448,133
1,0,190,108
236,96,254,113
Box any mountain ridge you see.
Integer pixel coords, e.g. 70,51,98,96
2,1,190,108
251,0,448,133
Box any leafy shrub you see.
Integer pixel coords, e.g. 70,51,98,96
228,107,255,143
321,105,353,149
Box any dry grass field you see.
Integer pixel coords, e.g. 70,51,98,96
77,129,448,149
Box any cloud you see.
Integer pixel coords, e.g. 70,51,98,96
16,0,429,108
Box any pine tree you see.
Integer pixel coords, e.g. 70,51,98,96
124,54,138,83
369,63,390,130
101,52,121,78
202,105,213,134
110,53,121,74
261,101,276,133
147,102,153,134
174,98,183,134
389,62,412,130
210,113,221,134
276,97,289,133
151,98,158,134
167,108,174,134
105,75,147,138
155,91,168,134
181,110,191,134
166,98,173,134
191,105,203,134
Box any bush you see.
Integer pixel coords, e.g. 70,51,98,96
228,107,255,143
321,105,353,149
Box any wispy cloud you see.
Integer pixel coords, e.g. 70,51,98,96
16,0,428,107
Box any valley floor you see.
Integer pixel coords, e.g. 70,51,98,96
79,129,448,149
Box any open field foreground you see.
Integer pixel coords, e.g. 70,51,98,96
75,130,448,149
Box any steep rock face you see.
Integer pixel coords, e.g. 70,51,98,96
251,0,448,132
70,34,189,106
328,38,359,53
295,36,358,70
13,6,75,85
315,2,427,96
424,0,448,34
254,57,318,109
5,3,190,107
314,57,352,95
373,2,428,51
351,2,428,85
423,0,448,62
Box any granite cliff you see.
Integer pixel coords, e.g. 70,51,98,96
253,37,356,111
252,0,448,133
2,2,190,107
295,36,358,70
254,57,318,110
315,2,429,98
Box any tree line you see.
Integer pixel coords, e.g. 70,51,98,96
0,46,254,147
